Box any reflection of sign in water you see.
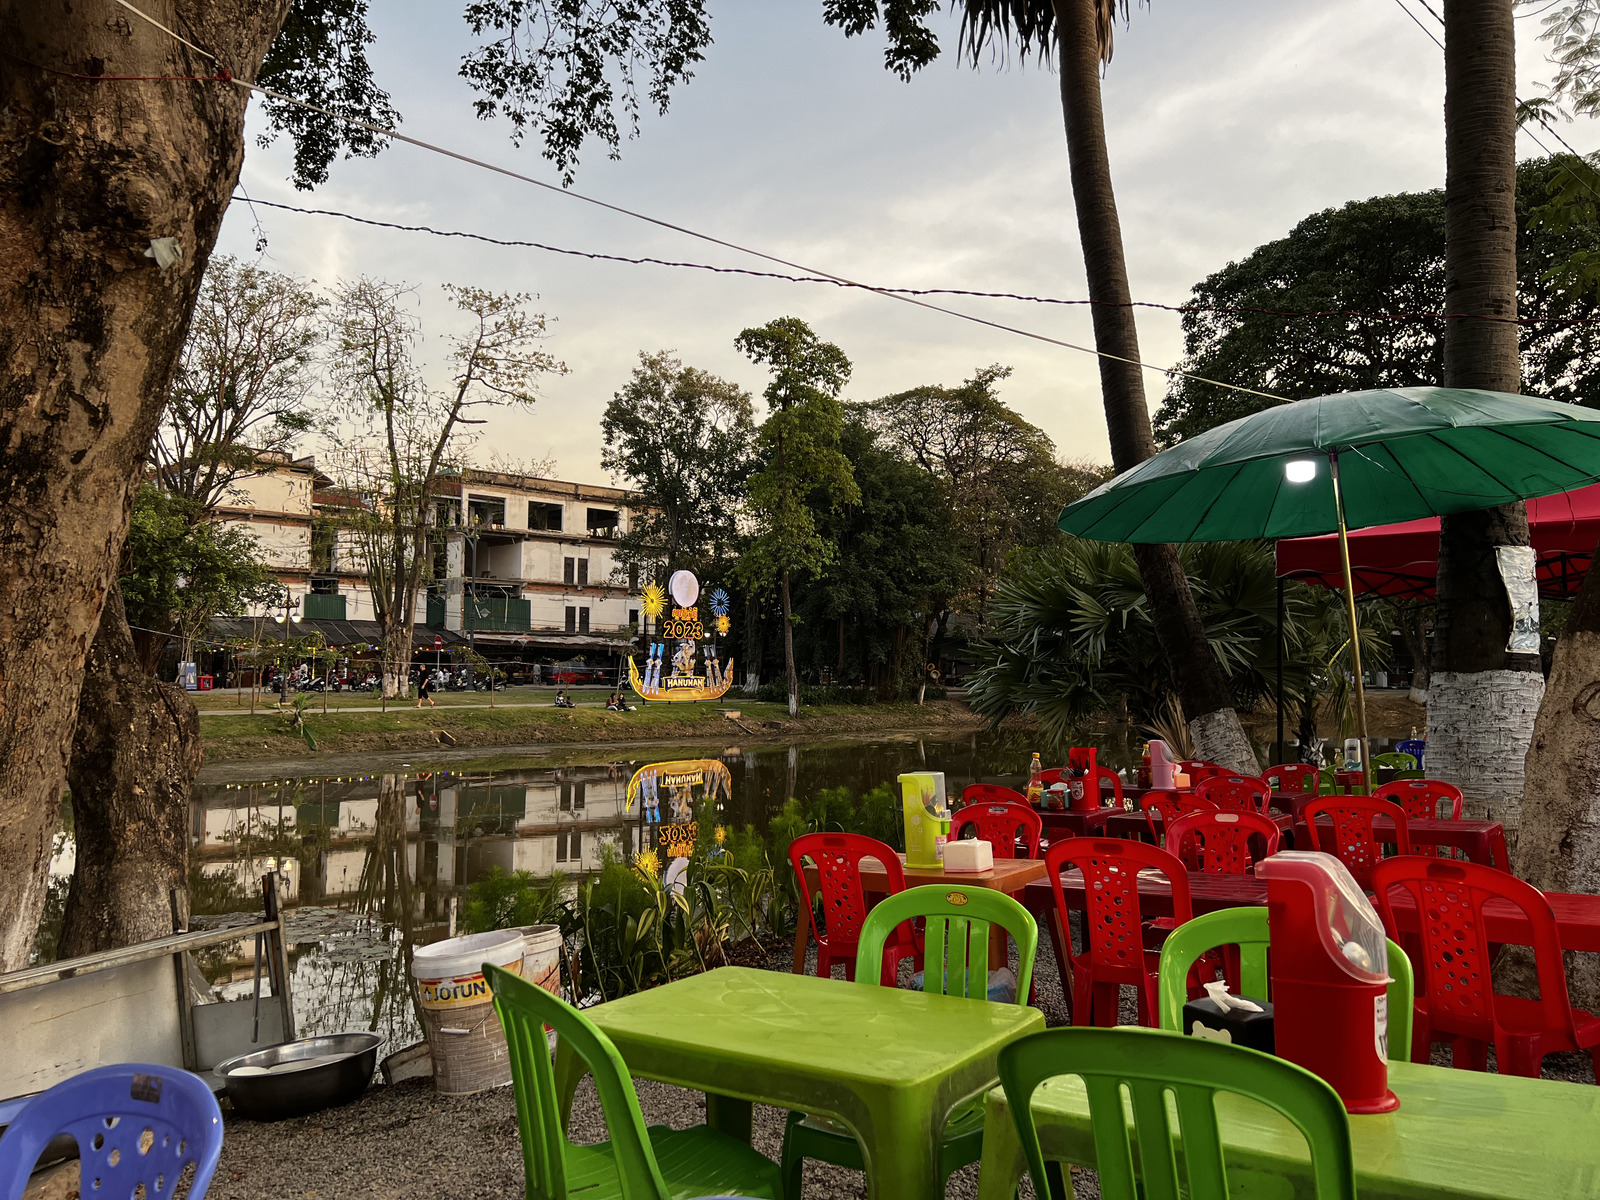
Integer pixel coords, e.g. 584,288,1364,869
630,569,735,703
625,758,732,826
659,821,699,857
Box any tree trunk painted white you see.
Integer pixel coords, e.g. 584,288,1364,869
1425,669,1545,828
1189,709,1260,776
1518,628,1600,1008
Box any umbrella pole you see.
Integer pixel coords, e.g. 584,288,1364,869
1328,452,1371,792
1276,576,1285,767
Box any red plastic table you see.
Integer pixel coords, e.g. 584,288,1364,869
1293,807,1509,870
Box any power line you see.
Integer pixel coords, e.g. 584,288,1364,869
108,0,1295,405
242,192,1600,328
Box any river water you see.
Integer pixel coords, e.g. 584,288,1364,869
57,724,1340,1053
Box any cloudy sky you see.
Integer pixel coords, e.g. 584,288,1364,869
217,1,1578,483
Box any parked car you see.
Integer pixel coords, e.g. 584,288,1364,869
549,661,605,684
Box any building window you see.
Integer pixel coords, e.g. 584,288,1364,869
578,607,590,633
565,606,577,633
573,783,585,810
586,508,619,539
555,831,569,862
559,783,573,812
434,500,460,528
467,495,506,528
568,830,582,858
629,608,639,627
577,558,589,586
563,557,575,584
530,501,562,531
310,576,339,595
628,564,639,591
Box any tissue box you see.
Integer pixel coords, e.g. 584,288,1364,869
943,839,994,872
1182,993,1275,1053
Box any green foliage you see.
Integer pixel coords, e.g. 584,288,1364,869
754,680,877,706
967,538,1393,744
461,867,570,934
120,485,273,647
600,350,755,586
459,0,713,184
1155,158,1600,444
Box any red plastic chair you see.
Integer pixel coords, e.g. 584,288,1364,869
1163,810,1281,875
1263,762,1319,795
962,782,1028,807
1140,790,1218,843
1044,837,1193,1027
1374,778,1464,821
1195,773,1272,815
788,833,916,984
950,802,1042,860
1177,759,1226,783
1331,769,1367,794
1301,796,1412,891
1036,767,1068,786
1372,857,1600,1076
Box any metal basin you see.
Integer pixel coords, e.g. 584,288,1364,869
215,1032,383,1121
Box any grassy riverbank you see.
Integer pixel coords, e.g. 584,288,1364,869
199,696,985,761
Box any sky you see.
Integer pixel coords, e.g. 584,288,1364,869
217,1,1581,484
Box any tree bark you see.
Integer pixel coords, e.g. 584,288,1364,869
59,585,201,957
0,1,290,968
1432,0,1541,828
1053,0,1256,773
781,568,799,717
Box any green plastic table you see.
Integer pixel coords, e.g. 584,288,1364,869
552,966,1044,1200
975,1056,1600,1200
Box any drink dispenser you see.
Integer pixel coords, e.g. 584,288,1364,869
897,771,948,869
1255,850,1398,1114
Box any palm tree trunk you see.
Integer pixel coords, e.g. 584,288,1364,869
1053,0,1255,772
1432,0,1543,830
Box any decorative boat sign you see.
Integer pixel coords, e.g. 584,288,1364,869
628,569,735,702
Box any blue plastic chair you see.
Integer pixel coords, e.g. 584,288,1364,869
0,1064,223,1200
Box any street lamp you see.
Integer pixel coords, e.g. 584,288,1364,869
279,590,300,703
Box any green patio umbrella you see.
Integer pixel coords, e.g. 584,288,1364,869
1059,386,1600,786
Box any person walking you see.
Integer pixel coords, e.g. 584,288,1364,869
416,668,435,709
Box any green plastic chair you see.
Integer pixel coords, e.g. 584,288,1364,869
779,884,1038,1200
1154,907,1414,1060
998,1026,1358,1200
485,962,783,1200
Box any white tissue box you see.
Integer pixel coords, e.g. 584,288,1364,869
943,840,994,873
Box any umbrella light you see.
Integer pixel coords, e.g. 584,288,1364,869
1059,387,1600,788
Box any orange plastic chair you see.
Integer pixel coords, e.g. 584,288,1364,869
1196,773,1273,814
788,833,915,984
1264,762,1320,795
1044,837,1193,1027
962,782,1028,807
1301,796,1412,891
950,801,1042,859
1139,790,1218,843
1372,857,1600,1076
1164,809,1281,875
1374,778,1464,821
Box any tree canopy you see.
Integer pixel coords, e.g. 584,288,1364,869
1154,157,1600,444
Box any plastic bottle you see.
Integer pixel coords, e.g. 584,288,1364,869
1344,737,1362,772
1139,743,1152,788
1149,739,1176,790
1026,752,1044,807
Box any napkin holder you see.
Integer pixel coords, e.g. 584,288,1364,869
943,840,994,873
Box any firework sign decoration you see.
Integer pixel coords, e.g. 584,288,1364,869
628,569,735,701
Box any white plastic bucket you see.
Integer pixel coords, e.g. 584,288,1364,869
515,925,564,999
411,930,524,1095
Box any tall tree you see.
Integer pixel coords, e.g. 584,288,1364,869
600,350,755,585
152,255,325,509
817,0,1257,770
872,365,1082,624
736,317,861,716
323,280,564,696
1428,0,1542,827
0,0,713,969
1153,158,1600,445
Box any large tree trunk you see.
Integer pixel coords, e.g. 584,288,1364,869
59,586,202,957
0,2,290,969
1430,0,1542,829
1053,0,1256,773
781,568,799,717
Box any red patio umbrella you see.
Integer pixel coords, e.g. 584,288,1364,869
1275,481,1600,600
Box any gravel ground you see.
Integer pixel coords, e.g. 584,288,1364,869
188,924,1597,1200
